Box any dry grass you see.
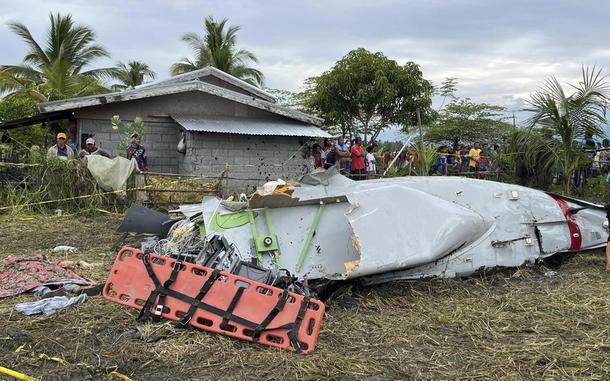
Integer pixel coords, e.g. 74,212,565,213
142,174,220,205
0,214,609,380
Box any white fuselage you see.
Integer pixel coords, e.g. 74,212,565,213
200,170,608,285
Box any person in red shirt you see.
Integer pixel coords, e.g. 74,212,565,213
350,136,366,180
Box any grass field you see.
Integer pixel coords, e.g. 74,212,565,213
0,214,609,380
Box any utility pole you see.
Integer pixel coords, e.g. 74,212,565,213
416,108,425,176
512,111,516,128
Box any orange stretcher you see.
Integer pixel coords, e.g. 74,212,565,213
103,247,324,353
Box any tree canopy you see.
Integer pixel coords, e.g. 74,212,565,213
521,66,609,193
302,48,433,143
171,16,263,86
1,12,113,101
110,61,156,91
425,97,514,146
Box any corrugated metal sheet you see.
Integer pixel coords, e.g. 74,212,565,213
171,115,330,138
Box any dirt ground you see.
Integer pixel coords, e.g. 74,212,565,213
0,213,609,381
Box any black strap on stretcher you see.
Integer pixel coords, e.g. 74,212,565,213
176,268,221,327
137,256,182,323
138,253,310,353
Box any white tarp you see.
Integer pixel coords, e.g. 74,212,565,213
85,155,136,191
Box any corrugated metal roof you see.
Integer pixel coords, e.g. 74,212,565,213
171,115,331,138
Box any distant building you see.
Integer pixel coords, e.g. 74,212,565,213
33,67,328,192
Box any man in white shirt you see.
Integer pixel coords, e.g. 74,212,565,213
366,145,376,179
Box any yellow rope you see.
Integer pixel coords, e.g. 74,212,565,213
0,184,152,211
7,348,135,381
107,370,134,381
0,142,308,212
0,365,38,381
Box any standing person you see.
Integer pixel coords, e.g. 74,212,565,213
47,132,74,160
350,137,366,180
437,146,448,175
126,133,148,172
302,145,315,167
447,145,457,167
321,138,333,167
324,145,336,169
369,139,379,153
311,143,323,168
79,138,112,159
460,144,470,172
600,139,610,173
478,149,490,171
468,142,482,172
334,136,350,174
366,145,376,179
383,151,393,172
449,146,460,173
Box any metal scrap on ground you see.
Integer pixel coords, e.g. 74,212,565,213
107,167,609,352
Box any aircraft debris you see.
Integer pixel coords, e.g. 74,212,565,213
106,167,610,351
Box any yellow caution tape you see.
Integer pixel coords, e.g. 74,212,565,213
0,179,172,211
0,365,37,381
14,344,27,353
108,370,134,381
9,347,134,381
38,353,68,366
1,142,306,213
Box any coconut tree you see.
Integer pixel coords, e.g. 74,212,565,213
1,59,107,102
110,61,156,91
524,66,609,194
0,69,47,102
1,12,112,100
170,16,263,86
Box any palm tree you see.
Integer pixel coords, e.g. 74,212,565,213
1,12,112,100
0,69,47,102
110,61,156,91
523,66,609,194
170,16,263,86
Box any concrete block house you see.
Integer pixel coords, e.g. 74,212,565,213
35,67,329,192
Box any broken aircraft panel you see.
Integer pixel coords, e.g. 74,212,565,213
178,167,608,286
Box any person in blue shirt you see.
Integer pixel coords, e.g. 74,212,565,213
335,136,350,173
436,146,448,175
47,132,74,160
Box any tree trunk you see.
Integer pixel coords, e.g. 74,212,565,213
370,127,382,144
564,152,571,195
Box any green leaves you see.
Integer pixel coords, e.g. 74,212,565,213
170,16,263,86
1,12,113,102
110,61,156,91
303,48,433,143
115,115,145,157
425,97,513,146
522,66,609,194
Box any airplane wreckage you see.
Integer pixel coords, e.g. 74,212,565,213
103,168,609,352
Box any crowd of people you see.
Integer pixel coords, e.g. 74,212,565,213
46,132,148,171
304,137,378,180
382,142,502,175
303,136,503,179
432,142,500,174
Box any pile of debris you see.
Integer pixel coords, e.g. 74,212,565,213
104,167,609,353
106,177,328,353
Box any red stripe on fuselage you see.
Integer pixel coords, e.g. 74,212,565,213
548,194,582,251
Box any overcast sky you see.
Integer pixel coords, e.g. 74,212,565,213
1,0,609,124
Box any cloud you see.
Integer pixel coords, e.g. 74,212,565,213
1,0,608,117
